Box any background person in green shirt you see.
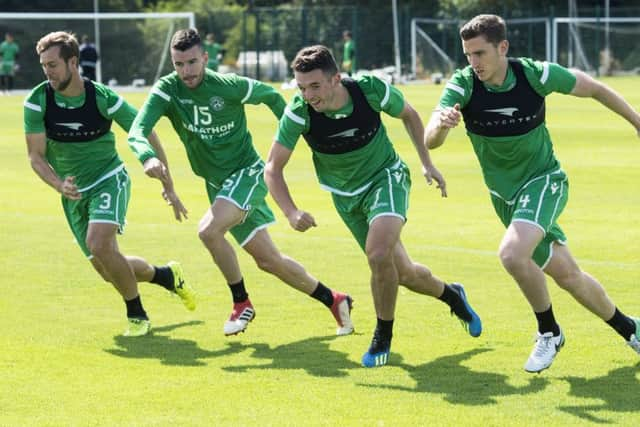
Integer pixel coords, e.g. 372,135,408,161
0,32,19,94
24,31,195,337
265,45,482,368
425,14,640,373
128,29,355,338
203,33,223,72
341,30,355,77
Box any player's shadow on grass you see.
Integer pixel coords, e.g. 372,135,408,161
558,363,640,423
105,321,251,366
361,348,548,405
223,335,360,377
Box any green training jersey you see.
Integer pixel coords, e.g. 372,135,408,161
438,58,577,201
23,81,137,190
275,75,405,195
128,70,286,187
0,40,19,64
204,42,222,69
343,39,355,68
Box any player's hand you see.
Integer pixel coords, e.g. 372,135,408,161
438,103,461,129
59,176,81,200
162,188,188,222
143,157,169,183
287,209,317,232
423,164,447,197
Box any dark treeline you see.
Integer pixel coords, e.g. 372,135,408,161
1,0,638,87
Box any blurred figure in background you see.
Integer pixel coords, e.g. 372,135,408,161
204,33,224,72
0,32,20,94
341,30,355,77
79,34,98,81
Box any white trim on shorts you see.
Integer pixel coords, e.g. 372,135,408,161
88,219,121,226
534,175,550,224
540,238,567,270
511,218,546,236
320,158,403,197
549,180,565,224
320,181,372,196
219,158,263,210
369,212,405,225
115,166,123,225
239,221,275,247
490,168,564,205
215,195,249,211
385,168,396,214
77,164,125,193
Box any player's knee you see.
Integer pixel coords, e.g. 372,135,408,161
86,237,113,259
366,246,393,270
198,220,223,244
498,246,528,274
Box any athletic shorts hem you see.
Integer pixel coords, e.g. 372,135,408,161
369,212,406,225
216,195,249,211
511,218,546,236
239,221,275,247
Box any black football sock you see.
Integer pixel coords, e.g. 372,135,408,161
439,283,472,322
310,282,334,308
370,318,393,352
149,265,175,291
534,305,561,336
229,278,249,303
606,307,636,340
125,295,148,320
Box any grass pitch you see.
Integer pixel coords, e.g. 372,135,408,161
1,77,639,426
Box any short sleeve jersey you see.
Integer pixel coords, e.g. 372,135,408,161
343,40,355,67
23,81,137,189
204,42,222,68
128,70,286,187
438,58,577,201
0,41,19,65
275,75,405,195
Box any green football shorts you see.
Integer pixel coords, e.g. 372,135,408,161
332,159,411,251
205,159,275,247
491,171,569,268
0,62,15,76
62,166,130,258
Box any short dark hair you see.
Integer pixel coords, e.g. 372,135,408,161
291,45,339,75
36,31,79,62
460,14,507,46
171,28,202,51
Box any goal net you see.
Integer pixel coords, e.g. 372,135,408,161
410,18,551,80
0,12,194,88
553,17,640,75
